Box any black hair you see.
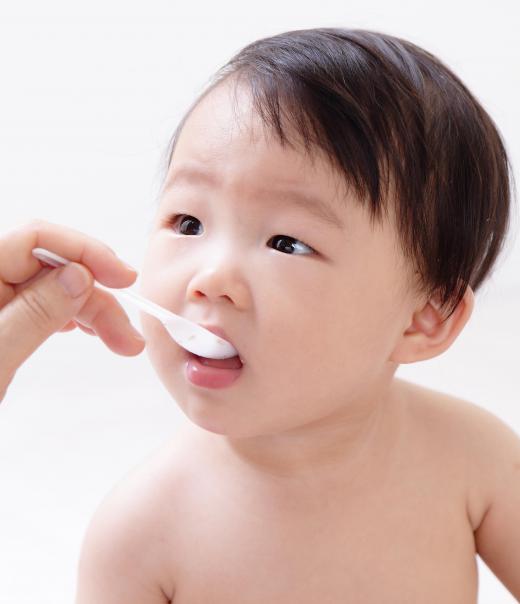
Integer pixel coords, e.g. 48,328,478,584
162,27,515,320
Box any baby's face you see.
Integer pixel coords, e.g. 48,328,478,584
139,79,418,438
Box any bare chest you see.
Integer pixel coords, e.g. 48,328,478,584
167,456,478,603
157,384,485,603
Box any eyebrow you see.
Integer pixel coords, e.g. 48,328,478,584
164,165,345,230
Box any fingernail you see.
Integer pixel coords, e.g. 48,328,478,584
57,263,91,298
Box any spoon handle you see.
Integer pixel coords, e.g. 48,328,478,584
103,286,174,324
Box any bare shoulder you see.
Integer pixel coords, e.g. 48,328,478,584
396,378,520,532
83,427,196,603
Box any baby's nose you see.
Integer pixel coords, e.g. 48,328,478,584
186,263,246,308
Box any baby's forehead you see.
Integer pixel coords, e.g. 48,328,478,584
165,80,401,233
168,134,351,218
171,79,341,179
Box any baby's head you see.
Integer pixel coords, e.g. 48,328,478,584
139,28,513,438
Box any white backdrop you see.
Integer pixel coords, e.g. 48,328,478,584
0,1,519,602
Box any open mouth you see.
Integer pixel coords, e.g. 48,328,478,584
190,353,243,370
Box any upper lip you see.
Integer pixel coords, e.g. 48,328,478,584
198,324,241,358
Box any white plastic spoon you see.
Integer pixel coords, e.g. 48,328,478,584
31,247,238,360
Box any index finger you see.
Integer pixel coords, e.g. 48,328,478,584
0,219,138,287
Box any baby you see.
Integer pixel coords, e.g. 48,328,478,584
74,28,519,603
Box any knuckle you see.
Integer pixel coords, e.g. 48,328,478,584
25,218,47,232
78,289,124,332
18,287,55,329
0,219,45,243
74,288,106,324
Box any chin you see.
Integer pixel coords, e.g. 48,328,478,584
177,402,257,439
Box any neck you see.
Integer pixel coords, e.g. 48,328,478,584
201,377,405,492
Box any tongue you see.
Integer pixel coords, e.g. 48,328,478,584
197,355,243,369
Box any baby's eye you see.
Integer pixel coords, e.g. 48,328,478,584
166,214,315,256
168,214,203,236
267,235,315,255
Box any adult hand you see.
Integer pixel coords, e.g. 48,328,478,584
0,219,146,402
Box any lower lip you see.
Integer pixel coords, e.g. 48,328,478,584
185,353,244,389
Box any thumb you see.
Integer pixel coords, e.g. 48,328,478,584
1,262,94,377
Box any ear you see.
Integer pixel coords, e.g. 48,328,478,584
389,285,475,364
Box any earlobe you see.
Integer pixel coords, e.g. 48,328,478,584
389,285,475,364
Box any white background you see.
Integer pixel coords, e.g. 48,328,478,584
0,1,519,602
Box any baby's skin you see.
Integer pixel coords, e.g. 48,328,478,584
76,379,518,603
75,77,520,603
